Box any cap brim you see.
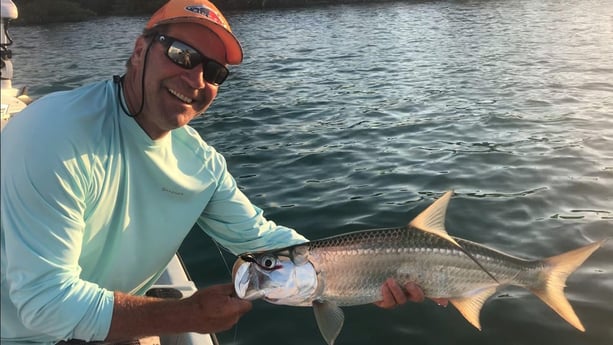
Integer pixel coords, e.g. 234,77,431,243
153,17,243,65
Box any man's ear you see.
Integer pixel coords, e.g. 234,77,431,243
130,36,150,68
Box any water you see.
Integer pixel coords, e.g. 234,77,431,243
9,0,613,344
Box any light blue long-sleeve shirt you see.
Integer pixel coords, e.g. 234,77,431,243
0,80,307,344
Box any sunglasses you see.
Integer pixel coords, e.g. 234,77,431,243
154,34,229,85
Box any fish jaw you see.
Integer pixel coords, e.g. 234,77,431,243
234,260,265,300
232,251,319,306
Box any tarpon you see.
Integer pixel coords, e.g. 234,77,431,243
232,191,604,345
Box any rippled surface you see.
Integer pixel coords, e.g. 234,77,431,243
9,0,612,344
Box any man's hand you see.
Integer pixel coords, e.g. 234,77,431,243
107,283,252,341
188,283,253,333
375,278,424,308
375,278,448,309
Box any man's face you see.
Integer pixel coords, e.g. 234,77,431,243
131,22,228,139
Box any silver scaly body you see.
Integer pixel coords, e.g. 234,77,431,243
308,228,539,306
233,191,604,345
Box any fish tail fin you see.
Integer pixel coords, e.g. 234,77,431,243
530,240,604,332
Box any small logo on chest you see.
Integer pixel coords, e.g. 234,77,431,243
162,187,184,196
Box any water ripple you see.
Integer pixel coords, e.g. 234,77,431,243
9,1,613,344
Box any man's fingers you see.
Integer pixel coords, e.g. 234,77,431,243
188,283,254,333
376,278,407,308
375,279,449,310
375,279,428,309
404,281,425,303
375,279,391,308
216,283,252,314
219,283,253,314
232,297,253,315
387,278,408,304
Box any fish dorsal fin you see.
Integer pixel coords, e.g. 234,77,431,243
409,191,461,247
409,190,501,284
449,286,498,330
313,300,345,345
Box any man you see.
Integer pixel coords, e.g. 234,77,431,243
0,1,427,343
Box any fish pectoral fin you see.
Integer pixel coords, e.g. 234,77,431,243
312,300,345,345
449,286,498,330
408,190,461,247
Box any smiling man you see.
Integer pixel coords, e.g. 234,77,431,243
1,1,426,344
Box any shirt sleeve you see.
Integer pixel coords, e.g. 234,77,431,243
1,118,114,340
196,155,308,255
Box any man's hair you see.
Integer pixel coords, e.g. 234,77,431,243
125,25,169,68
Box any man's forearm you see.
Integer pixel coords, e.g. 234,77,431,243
105,291,197,341
105,284,252,341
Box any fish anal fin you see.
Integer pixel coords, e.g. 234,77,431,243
409,191,461,247
449,286,498,330
313,300,345,345
531,240,605,332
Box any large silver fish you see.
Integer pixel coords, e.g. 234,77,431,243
232,191,604,345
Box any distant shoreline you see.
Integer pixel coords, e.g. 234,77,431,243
11,0,403,26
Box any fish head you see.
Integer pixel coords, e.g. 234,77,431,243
233,244,318,306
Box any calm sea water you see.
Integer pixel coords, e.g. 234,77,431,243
9,0,612,344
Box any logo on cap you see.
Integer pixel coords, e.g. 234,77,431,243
185,5,223,26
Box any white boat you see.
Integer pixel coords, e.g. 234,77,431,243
0,0,29,129
1,1,217,343
147,255,219,345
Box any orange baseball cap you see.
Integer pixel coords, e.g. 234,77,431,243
145,0,243,65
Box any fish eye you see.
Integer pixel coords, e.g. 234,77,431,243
257,255,279,270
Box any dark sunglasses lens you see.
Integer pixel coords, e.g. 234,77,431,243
167,41,201,69
163,36,229,85
204,62,229,85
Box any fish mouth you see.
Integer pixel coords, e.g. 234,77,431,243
233,258,263,300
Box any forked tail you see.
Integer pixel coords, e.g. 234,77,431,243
530,240,605,331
